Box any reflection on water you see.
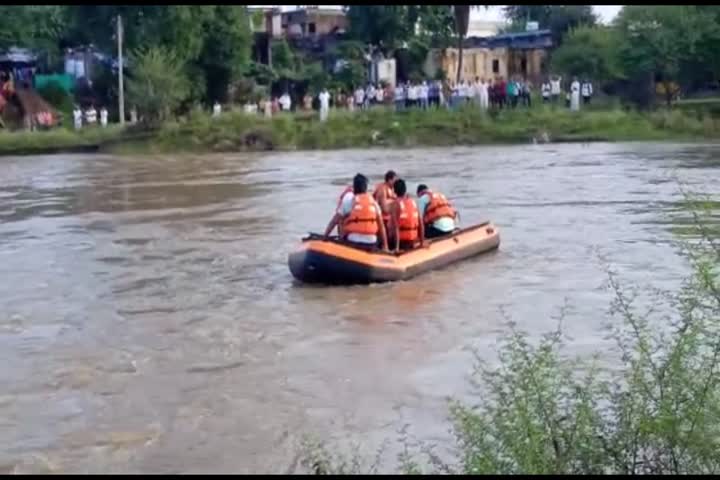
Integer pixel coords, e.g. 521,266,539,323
0,143,719,472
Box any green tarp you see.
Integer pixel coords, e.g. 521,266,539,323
34,74,74,93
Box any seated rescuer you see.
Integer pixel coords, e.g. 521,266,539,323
388,178,424,252
416,184,458,239
335,176,358,237
373,170,398,230
324,173,388,251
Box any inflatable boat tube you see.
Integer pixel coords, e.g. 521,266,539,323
288,221,500,285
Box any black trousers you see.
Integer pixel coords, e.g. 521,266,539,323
425,225,452,239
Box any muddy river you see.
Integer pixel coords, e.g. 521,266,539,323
1,143,719,473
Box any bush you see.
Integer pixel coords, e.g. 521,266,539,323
126,46,191,125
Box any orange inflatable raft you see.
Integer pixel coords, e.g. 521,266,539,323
288,221,500,284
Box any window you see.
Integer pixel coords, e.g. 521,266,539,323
308,22,316,34
521,58,527,75
492,59,499,74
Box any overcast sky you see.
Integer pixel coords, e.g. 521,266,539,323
476,5,622,23
256,5,624,24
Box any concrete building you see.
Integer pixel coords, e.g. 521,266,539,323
466,19,505,37
249,7,347,38
424,29,553,84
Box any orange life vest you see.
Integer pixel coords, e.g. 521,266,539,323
396,197,420,242
336,185,353,211
373,182,397,222
421,190,456,225
342,193,379,236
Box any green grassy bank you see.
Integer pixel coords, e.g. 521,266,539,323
1,105,720,157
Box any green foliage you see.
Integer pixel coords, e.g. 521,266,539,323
504,5,597,44
62,6,251,105
415,6,454,48
193,6,252,103
344,6,415,53
0,6,66,61
551,26,622,84
37,81,72,110
330,40,368,91
126,46,190,125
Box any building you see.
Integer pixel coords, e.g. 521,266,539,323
466,19,505,38
282,7,347,37
424,29,553,84
250,6,347,38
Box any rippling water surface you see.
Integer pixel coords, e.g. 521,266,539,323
1,143,719,473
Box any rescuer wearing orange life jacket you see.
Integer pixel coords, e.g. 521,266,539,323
416,184,458,239
388,178,425,252
324,173,388,251
373,170,398,230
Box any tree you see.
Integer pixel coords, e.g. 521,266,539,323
344,6,415,54
504,5,597,45
614,5,701,106
414,6,455,48
550,26,621,85
451,6,489,84
453,5,470,84
62,6,251,105
192,6,252,103
126,46,190,124
0,6,67,60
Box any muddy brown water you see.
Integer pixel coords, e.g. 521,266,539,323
1,143,719,473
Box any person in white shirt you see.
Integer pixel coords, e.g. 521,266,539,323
550,75,562,105
375,85,384,105
212,101,222,117
478,77,489,110
581,79,593,105
263,98,272,118
100,106,108,127
365,84,375,109
279,92,292,112
541,78,551,104
394,83,405,111
73,106,82,130
419,80,429,109
354,87,365,110
85,105,97,125
570,76,581,111
318,88,330,122
461,80,471,104
407,82,418,108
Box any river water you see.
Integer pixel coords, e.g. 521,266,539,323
1,143,719,473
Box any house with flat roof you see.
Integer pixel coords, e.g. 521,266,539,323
424,29,554,84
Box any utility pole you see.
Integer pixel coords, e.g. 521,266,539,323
117,14,125,125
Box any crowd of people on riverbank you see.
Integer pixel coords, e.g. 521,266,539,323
241,75,594,120
72,105,138,130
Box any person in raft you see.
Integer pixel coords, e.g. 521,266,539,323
324,173,389,251
416,184,458,239
388,178,425,252
373,170,398,232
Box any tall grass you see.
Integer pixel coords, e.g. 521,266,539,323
296,192,720,475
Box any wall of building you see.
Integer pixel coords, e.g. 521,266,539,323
308,13,347,35
425,47,549,84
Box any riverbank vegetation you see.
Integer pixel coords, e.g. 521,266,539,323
297,195,720,474
1,104,719,157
